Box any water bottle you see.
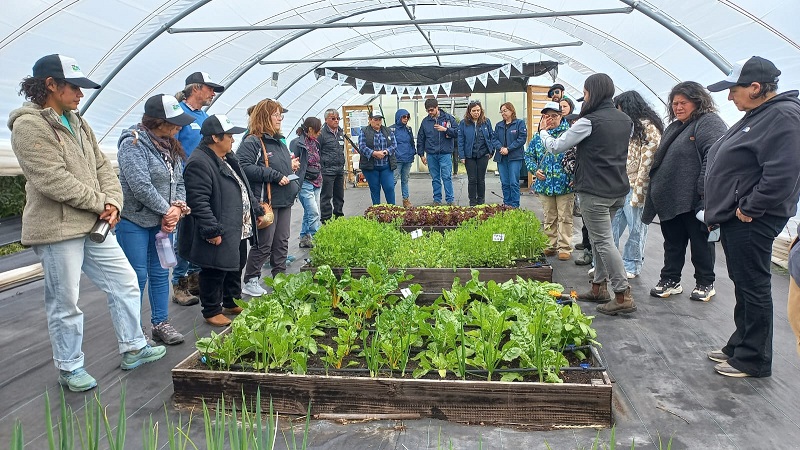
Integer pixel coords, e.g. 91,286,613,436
155,231,177,268
89,219,110,243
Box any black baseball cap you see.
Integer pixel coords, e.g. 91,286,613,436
32,54,101,89
185,71,225,92
547,83,565,98
707,56,781,92
200,114,247,136
144,95,195,126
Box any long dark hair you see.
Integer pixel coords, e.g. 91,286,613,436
141,115,186,161
463,100,487,125
579,73,615,118
667,81,717,122
296,116,322,137
613,91,664,143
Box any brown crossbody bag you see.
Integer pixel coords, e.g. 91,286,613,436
254,136,275,229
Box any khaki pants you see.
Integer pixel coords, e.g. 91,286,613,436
789,276,800,358
539,193,575,253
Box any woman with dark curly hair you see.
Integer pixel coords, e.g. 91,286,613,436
611,91,664,279
642,82,727,302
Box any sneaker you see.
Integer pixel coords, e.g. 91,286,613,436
690,284,716,302
299,235,315,248
650,279,682,298
707,350,729,363
172,278,199,306
141,326,157,347
242,278,266,297
574,249,593,266
626,272,637,279
402,198,412,208
714,362,751,378
58,368,97,392
588,267,595,277
120,345,166,370
152,321,184,345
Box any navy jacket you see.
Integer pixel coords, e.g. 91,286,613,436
389,109,416,163
416,110,457,155
492,118,527,162
458,118,494,159
704,90,800,225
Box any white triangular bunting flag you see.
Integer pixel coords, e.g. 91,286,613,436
397,86,406,97
489,68,501,83
387,85,396,95
441,82,452,96
500,64,512,78
432,84,441,96
373,82,384,94
355,78,366,92
465,76,477,90
337,73,347,85
325,69,334,79
511,59,523,73
477,72,489,87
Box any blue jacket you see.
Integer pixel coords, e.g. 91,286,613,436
493,118,527,162
458,118,494,159
176,102,208,158
389,109,416,163
416,110,457,155
524,120,572,196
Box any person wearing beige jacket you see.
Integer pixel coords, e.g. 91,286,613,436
611,91,664,278
8,54,166,392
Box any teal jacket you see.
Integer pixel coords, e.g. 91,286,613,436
524,119,573,196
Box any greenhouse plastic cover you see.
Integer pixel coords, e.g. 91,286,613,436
1,0,799,175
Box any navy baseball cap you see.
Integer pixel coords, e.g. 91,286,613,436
32,54,100,89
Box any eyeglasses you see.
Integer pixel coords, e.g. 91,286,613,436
328,116,341,120
271,113,284,119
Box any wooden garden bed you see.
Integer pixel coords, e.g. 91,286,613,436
172,347,612,429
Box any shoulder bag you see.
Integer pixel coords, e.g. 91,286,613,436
255,136,275,229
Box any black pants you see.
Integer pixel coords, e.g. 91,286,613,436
452,152,459,174
659,211,715,285
464,156,489,206
581,224,591,250
244,206,291,280
721,214,787,377
198,239,247,318
320,172,344,222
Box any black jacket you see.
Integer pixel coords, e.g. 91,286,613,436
704,90,800,225
359,125,397,171
236,133,301,208
575,102,632,199
178,144,263,271
318,125,346,175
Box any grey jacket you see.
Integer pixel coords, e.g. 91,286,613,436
117,125,185,228
642,112,727,224
8,102,123,245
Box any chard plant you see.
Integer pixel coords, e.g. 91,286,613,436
464,302,520,381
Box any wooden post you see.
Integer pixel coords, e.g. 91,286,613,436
341,105,372,187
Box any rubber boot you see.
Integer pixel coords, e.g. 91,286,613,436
577,281,611,303
597,287,637,315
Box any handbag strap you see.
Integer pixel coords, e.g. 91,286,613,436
253,134,272,204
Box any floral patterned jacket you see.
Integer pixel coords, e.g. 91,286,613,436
524,119,573,196
627,120,661,207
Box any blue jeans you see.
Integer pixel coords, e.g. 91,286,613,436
116,219,171,325
32,233,147,372
171,223,200,285
298,180,321,238
393,161,413,200
497,158,522,207
611,190,649,275
579,192,629,293
427,153,454,203
363,165,396,205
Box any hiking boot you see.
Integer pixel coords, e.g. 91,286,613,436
432,201,442,206
714,362,751,378
707,350,729,363
187,272,200,295
558,252,571,261
242,278,266,297
205,314,231,327
152,321,184,345
690,284,716,302
446,202,455,206
403,198,412,208
223,306,243,315
172,277,199,306
597,288,637,315
577,281,611,303
543,248,557,257
574,249,593,266
650,279,682,298
120,345,166,370
58,368,97,392
299,235,314,248
141,326,157,347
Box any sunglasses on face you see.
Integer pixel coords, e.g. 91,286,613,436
401,115,410,119
328,116,340,120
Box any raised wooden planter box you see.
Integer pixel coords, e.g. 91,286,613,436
172,348,612,429
300,265,553,291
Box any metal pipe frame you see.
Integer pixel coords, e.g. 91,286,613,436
399,0,441,66
258,41,582,65
167,7,633,33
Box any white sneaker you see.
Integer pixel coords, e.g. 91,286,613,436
242,278,266,297
626,272,636,279
588,267,595,276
